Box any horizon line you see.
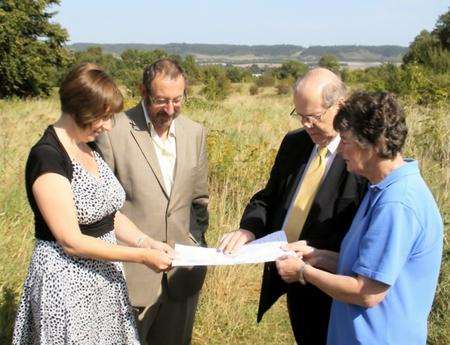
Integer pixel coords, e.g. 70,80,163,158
68,42,408,48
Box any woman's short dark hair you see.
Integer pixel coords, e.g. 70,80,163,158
59,62,123,129
334,91,408,159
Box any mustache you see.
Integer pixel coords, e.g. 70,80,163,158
155,109,180,118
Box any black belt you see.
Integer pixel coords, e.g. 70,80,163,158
35,212,115,241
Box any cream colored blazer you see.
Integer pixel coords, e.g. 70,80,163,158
97,104,209,307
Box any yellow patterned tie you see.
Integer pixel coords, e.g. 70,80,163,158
284,146,328,243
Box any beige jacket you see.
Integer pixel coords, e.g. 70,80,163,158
97,104,208,307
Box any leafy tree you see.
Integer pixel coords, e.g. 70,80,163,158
433,7,450,49
72,48,208,97
182,55,202,84
200,65,231,101
167,53,184,68
403,8,450,73
74,47,119,73
318,54,341,73
113,67,142,97
249,64,263,75
120,49,167,70
402,30,441,65
225,65,251,83
0,0,71,97
274,60,308,80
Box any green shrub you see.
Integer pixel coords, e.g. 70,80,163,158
276,79,293,95
199,65,232,101
226,66,251,83
249,84,259,95
318,54,341,73
274,60,308,80
255,72,276,87
113,68,142,97
347,63,449,106
185,95,220,111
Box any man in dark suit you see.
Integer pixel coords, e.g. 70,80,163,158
219,68,367,345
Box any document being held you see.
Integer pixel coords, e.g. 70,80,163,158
172,230,296,267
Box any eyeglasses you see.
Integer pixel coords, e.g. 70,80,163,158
289,107,329,123
148,95,184,106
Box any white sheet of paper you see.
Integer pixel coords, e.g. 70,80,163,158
250,229,287,244
172,230,295,267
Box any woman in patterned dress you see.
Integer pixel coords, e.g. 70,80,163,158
13,63,175,344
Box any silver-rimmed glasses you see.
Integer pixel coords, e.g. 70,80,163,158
148,95,184,106
289,107,329,123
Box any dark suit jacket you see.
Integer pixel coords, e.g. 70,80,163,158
239,129,367,322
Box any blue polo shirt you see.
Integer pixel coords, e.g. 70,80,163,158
327,160,443,345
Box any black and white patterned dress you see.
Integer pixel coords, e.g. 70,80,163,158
13,138,140,344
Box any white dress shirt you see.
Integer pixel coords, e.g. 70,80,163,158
142,101,177,194
281,134,341,230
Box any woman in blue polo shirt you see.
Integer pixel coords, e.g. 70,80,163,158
276,92,443,345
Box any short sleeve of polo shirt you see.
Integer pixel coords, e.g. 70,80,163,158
26,144,69,188
352,202,421,286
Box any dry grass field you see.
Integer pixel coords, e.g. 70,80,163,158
0,85,448,344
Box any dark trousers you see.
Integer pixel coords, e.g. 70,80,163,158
287,283,332,345
134,276,199,345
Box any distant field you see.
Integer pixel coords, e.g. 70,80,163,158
69,43,406,64
0,85,448,344
175,58,396,68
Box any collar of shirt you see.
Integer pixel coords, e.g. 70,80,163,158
364,159,419,216
141,101,176,193
369,159,419,192
310,134,341,160
141,101,176,140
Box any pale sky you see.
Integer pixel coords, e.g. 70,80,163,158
53,1,449,47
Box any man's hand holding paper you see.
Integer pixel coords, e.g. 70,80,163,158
172,230,296,267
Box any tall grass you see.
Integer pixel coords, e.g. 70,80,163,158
0,85,448,344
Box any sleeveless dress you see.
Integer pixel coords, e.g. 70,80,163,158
12,148,140,344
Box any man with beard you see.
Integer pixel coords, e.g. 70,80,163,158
219,68,367,345
97,59,209,345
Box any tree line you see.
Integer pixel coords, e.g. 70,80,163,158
69,43,407,61
341,8,449,105
0,1,448,105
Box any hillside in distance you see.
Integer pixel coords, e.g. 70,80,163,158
69,43,407,64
